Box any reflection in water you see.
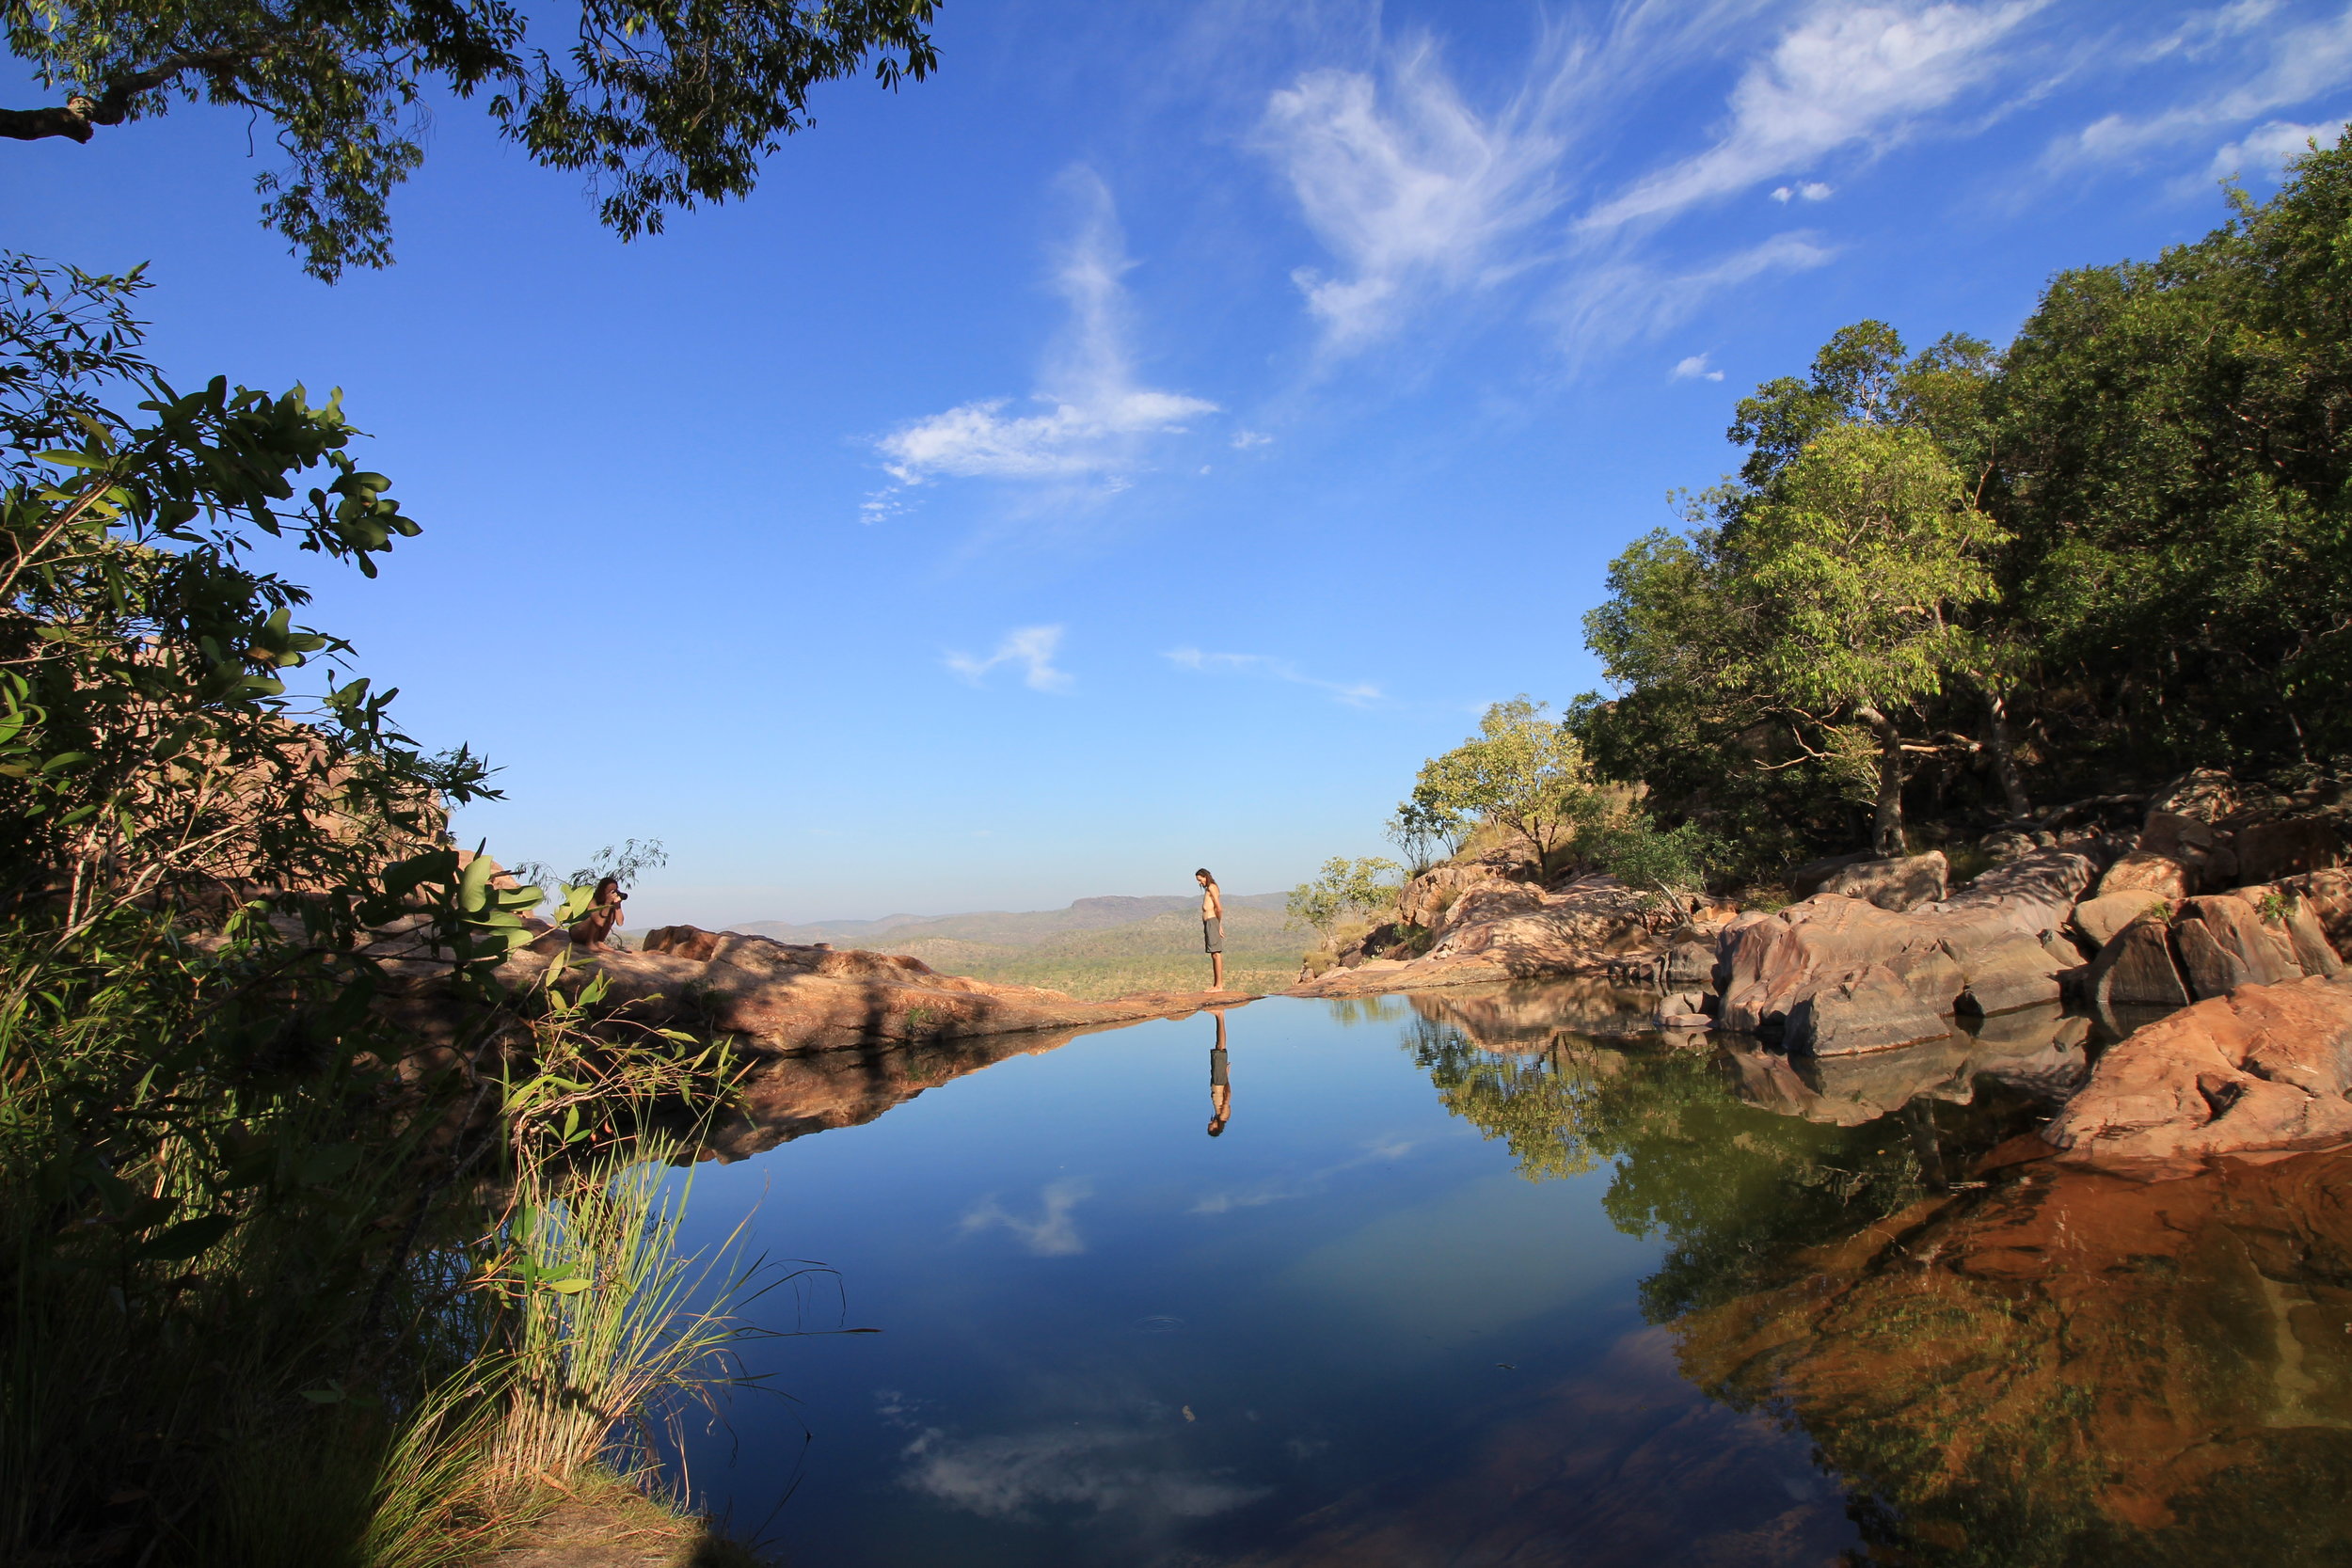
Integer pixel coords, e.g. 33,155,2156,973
693,981,2352,1564
1678,1148,2352,1564
1208,1009,1231,1137
1406,985,2352,1565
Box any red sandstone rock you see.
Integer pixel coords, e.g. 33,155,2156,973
2096,850,2194,900
2042,975,2352,1166
2086,913,2191,1010
1813,850,1949,912
1291,879,1666,998
383,923,1258,1055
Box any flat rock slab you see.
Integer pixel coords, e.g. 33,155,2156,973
2044,974,2352,1169
385,923,1257,1055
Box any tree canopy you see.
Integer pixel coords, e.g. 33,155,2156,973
1,0,941,277
1579,124,2352,878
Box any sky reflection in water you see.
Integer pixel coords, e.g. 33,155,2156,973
665,985,2352,1567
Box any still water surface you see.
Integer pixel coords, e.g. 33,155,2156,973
667,984,2352,1566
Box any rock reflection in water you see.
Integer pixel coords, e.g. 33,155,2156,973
1406,984,2352,1564
701,1022,1115,1162
1723,1003,2091,1128
1679,1147,2352,1565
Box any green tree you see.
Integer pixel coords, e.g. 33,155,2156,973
1990,127,2352,774
1589,427,2003,858
1732,424,2004,855
1,0,940,278
1384,786,1467,876
0,255,506,942
1415,696,1603,879
1286,855,1400,946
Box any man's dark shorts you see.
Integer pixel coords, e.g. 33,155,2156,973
1202,917,1224,954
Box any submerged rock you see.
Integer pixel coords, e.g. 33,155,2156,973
1677,1143,2352,1556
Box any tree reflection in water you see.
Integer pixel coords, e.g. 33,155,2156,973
1403,986,2352,1566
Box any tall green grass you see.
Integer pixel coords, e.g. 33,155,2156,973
0,912,764,1566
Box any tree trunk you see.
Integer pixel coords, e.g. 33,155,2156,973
1853,702,1906,857
1982,688,2032,820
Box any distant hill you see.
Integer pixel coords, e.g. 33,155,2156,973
736,891,1288,950
730,892,1303,1000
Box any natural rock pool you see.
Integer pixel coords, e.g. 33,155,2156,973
661,983,2352,1566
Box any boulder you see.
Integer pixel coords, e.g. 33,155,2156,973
2137,810,2218,862
2150,768,2240,823
2281,899,2345,977
2043,975,2352,1166
1660,939,1719,990
2182,895,2300,986
1980,827,2052,863
1715,849,2095,1050
2072,891,2167,950
1815,850,1949,912
1959,928,2080,1016
1789,848,1877,900
1395,851,1538,934
2275,868,2352,952
2230,815,2343,884
2170,915,2249,1001
1787,964,1952,1056
2095,850,2193,901
2085,914,2191,1011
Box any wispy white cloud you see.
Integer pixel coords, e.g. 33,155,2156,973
946,626,1073,693
960,1178,1091,1254
1255,37,1581,351
899,1423,1268,1521
1164,646,1382,706
864,170,1216,518
1192,1135,1420,1215
1252,5,2011,366
1672,352,1726,382
2051,4,2352,170
1554,232,1836,366
1583,2,2042,233
2209,117,2344,179
1230,428,1274,449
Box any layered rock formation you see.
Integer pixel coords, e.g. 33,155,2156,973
1712,848,2096,1055
1292,873,1688,998
375,919,1255,1057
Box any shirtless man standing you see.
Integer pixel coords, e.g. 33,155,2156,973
1196,867,1226,991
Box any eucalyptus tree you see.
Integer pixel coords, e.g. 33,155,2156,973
1286,856,1401,946
1589,427,2003,858
1415,697,1607,879
1,0,941,278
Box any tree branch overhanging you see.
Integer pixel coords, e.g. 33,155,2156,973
0,47,259,143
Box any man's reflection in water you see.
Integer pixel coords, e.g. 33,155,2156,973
1207,1009,1231,1137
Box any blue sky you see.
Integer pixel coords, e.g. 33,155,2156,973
8,0,2351,924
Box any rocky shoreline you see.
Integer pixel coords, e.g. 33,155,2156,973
373,768,2352,1177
